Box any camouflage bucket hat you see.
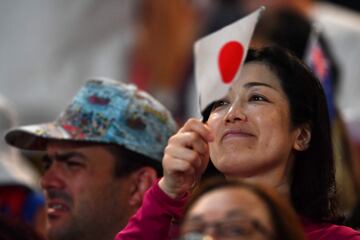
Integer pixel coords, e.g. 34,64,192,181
5,78,177,161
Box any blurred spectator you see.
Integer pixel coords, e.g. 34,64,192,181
128,0,215,123
334,112,360,230
0,1,138,125
0,95,46,236
310,1,360,142
0,214,45,240
324,0,360,12
180,178,305,240
203,0,242,35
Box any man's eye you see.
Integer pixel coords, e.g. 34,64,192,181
65,160,83,170
41,157,52,170
42,162,51,170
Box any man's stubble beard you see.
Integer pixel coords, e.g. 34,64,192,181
47,184,129,240
46,212,88,240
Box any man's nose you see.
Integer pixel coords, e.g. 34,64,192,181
40,163,65,191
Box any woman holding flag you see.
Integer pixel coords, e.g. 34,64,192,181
115,46,360,240
115,8,360,240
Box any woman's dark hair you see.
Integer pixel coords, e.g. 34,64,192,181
202,46,339,222
182,178,305,240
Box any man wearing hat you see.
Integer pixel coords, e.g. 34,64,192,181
5,78,177,240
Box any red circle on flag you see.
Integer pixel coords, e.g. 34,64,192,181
218,41,244,84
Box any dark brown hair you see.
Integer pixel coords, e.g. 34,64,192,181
182,178,305,240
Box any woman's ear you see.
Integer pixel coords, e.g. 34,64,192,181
294,123,311,151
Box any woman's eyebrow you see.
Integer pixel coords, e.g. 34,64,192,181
229,82,277,94
243,82,276,90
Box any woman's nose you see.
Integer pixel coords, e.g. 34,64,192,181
224,101,246,123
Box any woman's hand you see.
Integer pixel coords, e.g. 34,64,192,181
159,118,214,199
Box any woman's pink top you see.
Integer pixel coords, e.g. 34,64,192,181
115,180,360,240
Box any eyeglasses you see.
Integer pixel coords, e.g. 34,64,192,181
179,218,274,240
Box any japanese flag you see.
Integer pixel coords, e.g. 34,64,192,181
195,6,265,112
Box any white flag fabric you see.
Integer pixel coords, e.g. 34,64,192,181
194,6,265,112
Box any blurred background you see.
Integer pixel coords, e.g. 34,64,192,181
0,0,359,127
0,0,359,235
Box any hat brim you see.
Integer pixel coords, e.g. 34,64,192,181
5,122,77,151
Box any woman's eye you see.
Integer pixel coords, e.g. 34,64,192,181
211,100,229,111
249,95,267,102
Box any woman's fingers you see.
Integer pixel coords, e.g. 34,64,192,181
160,118,212,198
179,118,214,142
168,131,209,157
164,144,206,174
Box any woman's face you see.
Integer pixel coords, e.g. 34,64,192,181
181,187,273,240
207,62,304,185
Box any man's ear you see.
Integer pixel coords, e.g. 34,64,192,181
128,167,157,208
294,123,311,151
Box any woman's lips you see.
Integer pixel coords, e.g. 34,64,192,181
222,129,255,141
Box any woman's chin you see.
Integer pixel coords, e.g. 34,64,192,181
213,161,257,178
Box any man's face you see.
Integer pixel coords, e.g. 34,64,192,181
41,141,133,240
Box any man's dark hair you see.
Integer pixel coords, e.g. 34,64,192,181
105,144,162,178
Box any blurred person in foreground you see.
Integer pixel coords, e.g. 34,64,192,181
179,178,305,240
4,78,177,240
0,95,46,235
0,214,45,240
